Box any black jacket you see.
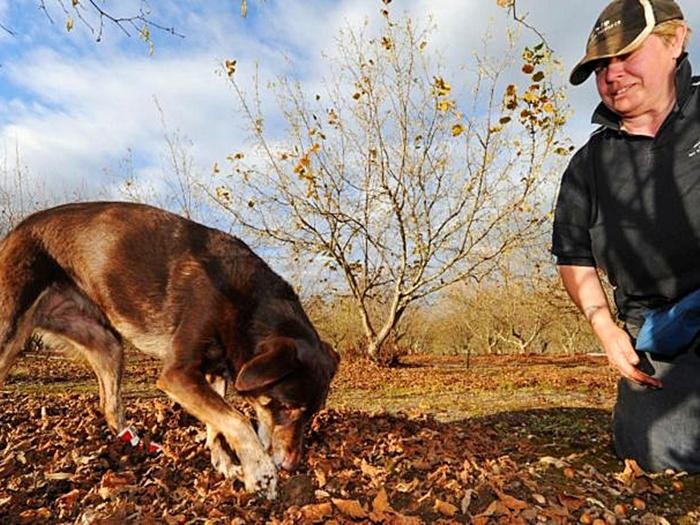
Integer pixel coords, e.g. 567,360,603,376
552,55,700,326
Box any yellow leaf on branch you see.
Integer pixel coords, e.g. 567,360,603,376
224,59,237,77
523,91,538,104
437,99,455,112
433,76,452,97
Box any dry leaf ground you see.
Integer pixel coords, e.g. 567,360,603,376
1,351,699,524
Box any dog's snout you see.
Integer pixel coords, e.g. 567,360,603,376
282,459,299,472
275,449,301,472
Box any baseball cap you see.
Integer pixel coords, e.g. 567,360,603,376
570,0,684,85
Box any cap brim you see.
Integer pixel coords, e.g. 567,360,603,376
569,34,650,86
570,59,595,86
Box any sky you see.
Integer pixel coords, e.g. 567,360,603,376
1,0,699,206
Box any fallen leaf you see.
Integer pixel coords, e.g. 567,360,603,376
497,490,528,511
477,499,509,517
395,478,420,493
332,498,367,519
44,471,74,481
359,458,383,481
615,458,647,485
299,502,333,522
390,515,423,525
19,507,51,522
315,489,330,499
98,471,135,500
56,488,81,510
313,467,327,487
539,456,568,469
434,498,458,517
557,493,584,511
461,488,477,513
372,487,393,514
532,493,546,505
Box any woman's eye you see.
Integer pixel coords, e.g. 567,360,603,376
593,60,608,73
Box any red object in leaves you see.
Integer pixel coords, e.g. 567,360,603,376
117,425,162,454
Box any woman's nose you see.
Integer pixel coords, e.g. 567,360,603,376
604,57,625,81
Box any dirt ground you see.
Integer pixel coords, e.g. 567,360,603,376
1,350,699,524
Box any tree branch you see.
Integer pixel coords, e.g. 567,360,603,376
500,0,551,50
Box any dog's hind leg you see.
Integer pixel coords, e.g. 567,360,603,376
0,233,58,387
33,284,126,432
38,328,126,432
205,374,243,480
0,306,40,387
76,336,125,432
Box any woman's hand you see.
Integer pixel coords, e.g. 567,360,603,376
593,316,662,388
558,265,662,388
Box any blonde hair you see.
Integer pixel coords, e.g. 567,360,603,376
653,19,692,50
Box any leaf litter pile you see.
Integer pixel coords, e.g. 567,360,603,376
1,353,699,524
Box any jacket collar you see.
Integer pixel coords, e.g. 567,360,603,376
591,53,693,131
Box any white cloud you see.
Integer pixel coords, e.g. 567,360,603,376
1,46,238,188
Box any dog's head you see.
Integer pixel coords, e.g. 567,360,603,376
234,336,339,471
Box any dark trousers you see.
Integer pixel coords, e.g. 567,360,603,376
613,344,700,472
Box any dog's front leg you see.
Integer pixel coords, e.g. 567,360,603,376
204,374,243,480
157,365,277,499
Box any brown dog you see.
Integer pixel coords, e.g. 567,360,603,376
0,201,339,499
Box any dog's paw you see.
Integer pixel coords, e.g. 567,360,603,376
242,454,278,500
210,446,244,480
208,434,244,480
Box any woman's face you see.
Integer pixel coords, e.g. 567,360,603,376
594,31,684,121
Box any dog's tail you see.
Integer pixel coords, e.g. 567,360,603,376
0,226,61,386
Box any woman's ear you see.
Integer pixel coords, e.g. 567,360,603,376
671,24,688,60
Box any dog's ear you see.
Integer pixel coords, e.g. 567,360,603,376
235,337,301,393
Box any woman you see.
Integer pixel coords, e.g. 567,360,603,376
552,0,700,472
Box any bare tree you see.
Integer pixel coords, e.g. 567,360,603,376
0,1,183,52
3,1,260,45
212,13,571,362
107,99,209,222
0,145,52,236
495,0,551,50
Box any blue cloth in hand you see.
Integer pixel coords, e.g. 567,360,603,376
635,288,700,356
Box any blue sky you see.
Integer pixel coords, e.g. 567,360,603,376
1,0,699,203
